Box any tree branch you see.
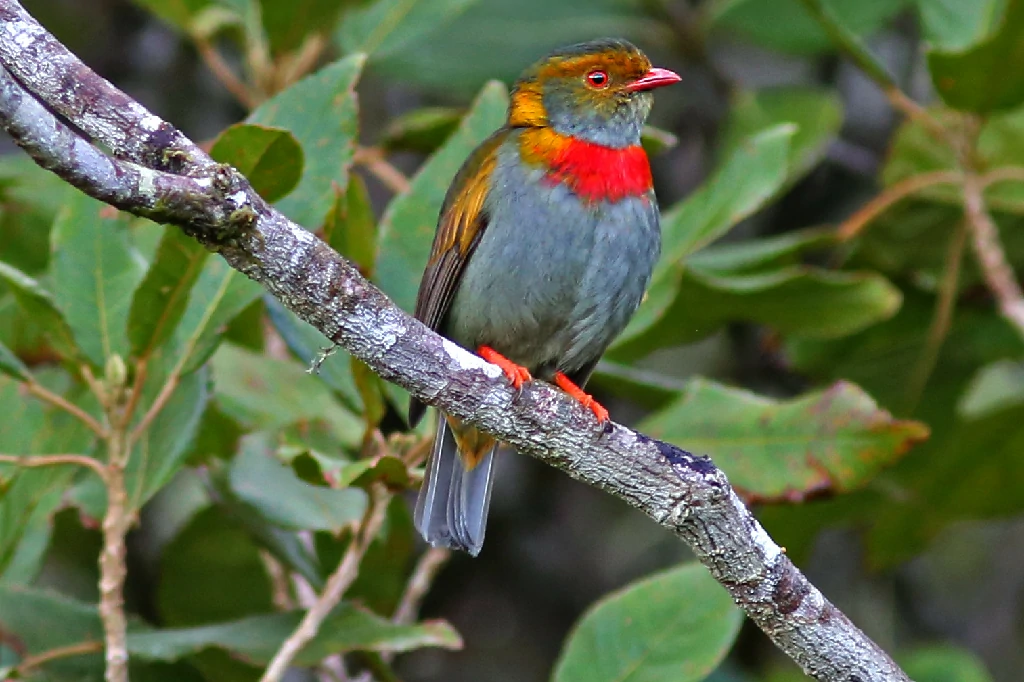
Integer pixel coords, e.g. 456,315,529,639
0,2,910,679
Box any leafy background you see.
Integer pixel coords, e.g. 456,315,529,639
0,0,1022,681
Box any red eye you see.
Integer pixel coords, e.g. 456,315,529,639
586,70,609,88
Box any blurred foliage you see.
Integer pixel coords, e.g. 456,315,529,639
0,0,1022,681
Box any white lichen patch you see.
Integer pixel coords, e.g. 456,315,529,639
228,190,247,207
194,177,213,189
750,519,782,564
13,26,36,49
442,338,501,377
139,114,163,132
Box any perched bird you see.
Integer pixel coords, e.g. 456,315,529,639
409,38,680,555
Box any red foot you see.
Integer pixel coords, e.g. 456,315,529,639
478,346,532,390
555,372,609,423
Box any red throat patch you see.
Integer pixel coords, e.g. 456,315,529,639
519,129,653,203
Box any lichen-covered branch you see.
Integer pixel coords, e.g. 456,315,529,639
0,2,909,680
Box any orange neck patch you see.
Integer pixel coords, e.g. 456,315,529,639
519,128,652,203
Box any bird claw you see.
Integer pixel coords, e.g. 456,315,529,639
477,346,532,391
554,372,610,424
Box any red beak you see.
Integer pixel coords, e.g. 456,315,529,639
627,67,682,92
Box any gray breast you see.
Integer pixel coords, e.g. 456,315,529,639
444,136,660,379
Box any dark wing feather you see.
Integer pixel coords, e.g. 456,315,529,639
409,129,508,426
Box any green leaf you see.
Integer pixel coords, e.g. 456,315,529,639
370,0,668,94
380,107,463,153
660,125,795,265
262,0,347,55
212,342,362,446
229,436,368,532
0,585,452,678
158,505,274,625
720,88,843,183
928,0,1024,112
375,80,508,313
129,604,462,664
130,0,214,32
915,0,1006,51
337,0,478,58
325,173,378,276
128,226,210,358
642,379,929,502
711,0,909,54
553,563,742,682
0,372,95,584
0,155,70,274
616,265,902,356
0,338,29,381
958,359,1024,418
264,296,361,409
0,260,80,359
51,192,146,366
210,124,304,203
126,365,210,511
249,54,365,228
169,256,264,376
685,228,836,274
899,645,994,682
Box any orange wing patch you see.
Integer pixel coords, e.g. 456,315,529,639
429,140,500,266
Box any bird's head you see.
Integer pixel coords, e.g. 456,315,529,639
508,38,680,149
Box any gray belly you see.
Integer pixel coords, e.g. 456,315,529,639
444,156,660,379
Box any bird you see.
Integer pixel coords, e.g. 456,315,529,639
408,38,680,556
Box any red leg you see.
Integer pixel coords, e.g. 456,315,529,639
478,346,532,390
554,372,610,423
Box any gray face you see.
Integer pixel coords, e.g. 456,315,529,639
542,82,653,149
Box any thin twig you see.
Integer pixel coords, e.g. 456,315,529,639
128,372,179,446
97,428,131,682
904,223,967,413
797,0,949,144
15,640,105,674
118,358,147,432
982,165,1024,188
837,170,962,241
194,36,257,109
25,380,107,437
261,486,393,682
354,147,411,195
962,171,1024,337
392,547,449,626
0,452,107,480
277,33,328,91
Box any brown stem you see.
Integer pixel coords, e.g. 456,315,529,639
0,452,107,479
904,223,967,413
25,380,107,437
16,640,105,674
837,170,962,241
260,486,392,682
97,427,131,682
128,372,179,446
194,37,257,109
277,33,327,91
962,171,1024,337
392,547,449,626
981,165,1024,188
354,147,410,195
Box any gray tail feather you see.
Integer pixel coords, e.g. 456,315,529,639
413,413,497,557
